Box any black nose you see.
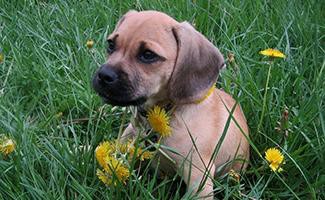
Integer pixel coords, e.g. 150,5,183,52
97,65,118,84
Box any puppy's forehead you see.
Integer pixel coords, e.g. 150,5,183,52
109,11,178,41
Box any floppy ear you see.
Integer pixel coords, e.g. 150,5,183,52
168,22,225,104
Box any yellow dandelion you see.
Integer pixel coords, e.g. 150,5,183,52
111,140,134,157
228,169,240,182
147,106,171,137
120,140,153,161
96,169,112,185
106,157,130,184
127,145,138,160
0,53,3,63
265,148,285,172
95,139,152,186
118,141,130,154
86,39,94,49
195,85,215,104
227,52,235,63
97,156,130,185
95,141,112,170
259,48,286,58
140,151,153,161
0,138,15,156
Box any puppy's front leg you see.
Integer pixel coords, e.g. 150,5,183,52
181,159,215,199
120,123,137,142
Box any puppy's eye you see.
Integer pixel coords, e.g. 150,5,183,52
138,50,159,64
107,39,115,54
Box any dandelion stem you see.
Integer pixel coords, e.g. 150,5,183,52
257,63,272,133
146,139,176,165
117,108,128,140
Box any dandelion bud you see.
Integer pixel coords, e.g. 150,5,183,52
0,53,4,63
227,52,235,63
0,137,15,156
229,169,240,182
86,40,94,49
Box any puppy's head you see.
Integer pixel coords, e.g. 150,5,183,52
92,10,224,107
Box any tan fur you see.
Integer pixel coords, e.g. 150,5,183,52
99,10,249,199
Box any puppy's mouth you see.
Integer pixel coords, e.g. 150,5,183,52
98,92,147,107
92,74,147,107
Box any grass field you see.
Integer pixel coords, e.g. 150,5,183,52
0,0,324,199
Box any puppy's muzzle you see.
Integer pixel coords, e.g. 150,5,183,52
92,64,147,106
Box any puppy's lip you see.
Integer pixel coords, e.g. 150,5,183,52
97,92,147,107
104,96,147,107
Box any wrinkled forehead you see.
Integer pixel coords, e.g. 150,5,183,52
108,11,178,44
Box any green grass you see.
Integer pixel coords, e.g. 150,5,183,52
0,0,324,199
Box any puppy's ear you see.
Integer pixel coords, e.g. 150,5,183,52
169,22,225,104
114,10,138,30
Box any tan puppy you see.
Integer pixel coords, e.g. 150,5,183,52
92,10,249,199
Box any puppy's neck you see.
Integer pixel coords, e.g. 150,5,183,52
138,99,172,117
143,99,170,110
141,87,172,111
140,85,216,113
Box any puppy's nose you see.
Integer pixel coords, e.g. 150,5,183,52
98,65,118,84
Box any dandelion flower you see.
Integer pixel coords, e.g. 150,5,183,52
0,138,15,156
95,141,112,170
86,39,94,49
228,169,240,182
95,141,130,185
195,85,215,104
96,169,111,185
140,151,153,161
227,52,235,63
97,157,130,186
265,148,284,172
0,53,3,63
259,48,286,58
129,147,153,161
95,139,153,186
106,156,130,184
147,106,171,137
118,140,153,161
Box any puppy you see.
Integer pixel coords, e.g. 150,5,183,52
92,10,249,199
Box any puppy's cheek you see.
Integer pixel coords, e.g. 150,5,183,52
130,85,147,100
127,72,147,97
136,84,163,105
148,76,167,94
